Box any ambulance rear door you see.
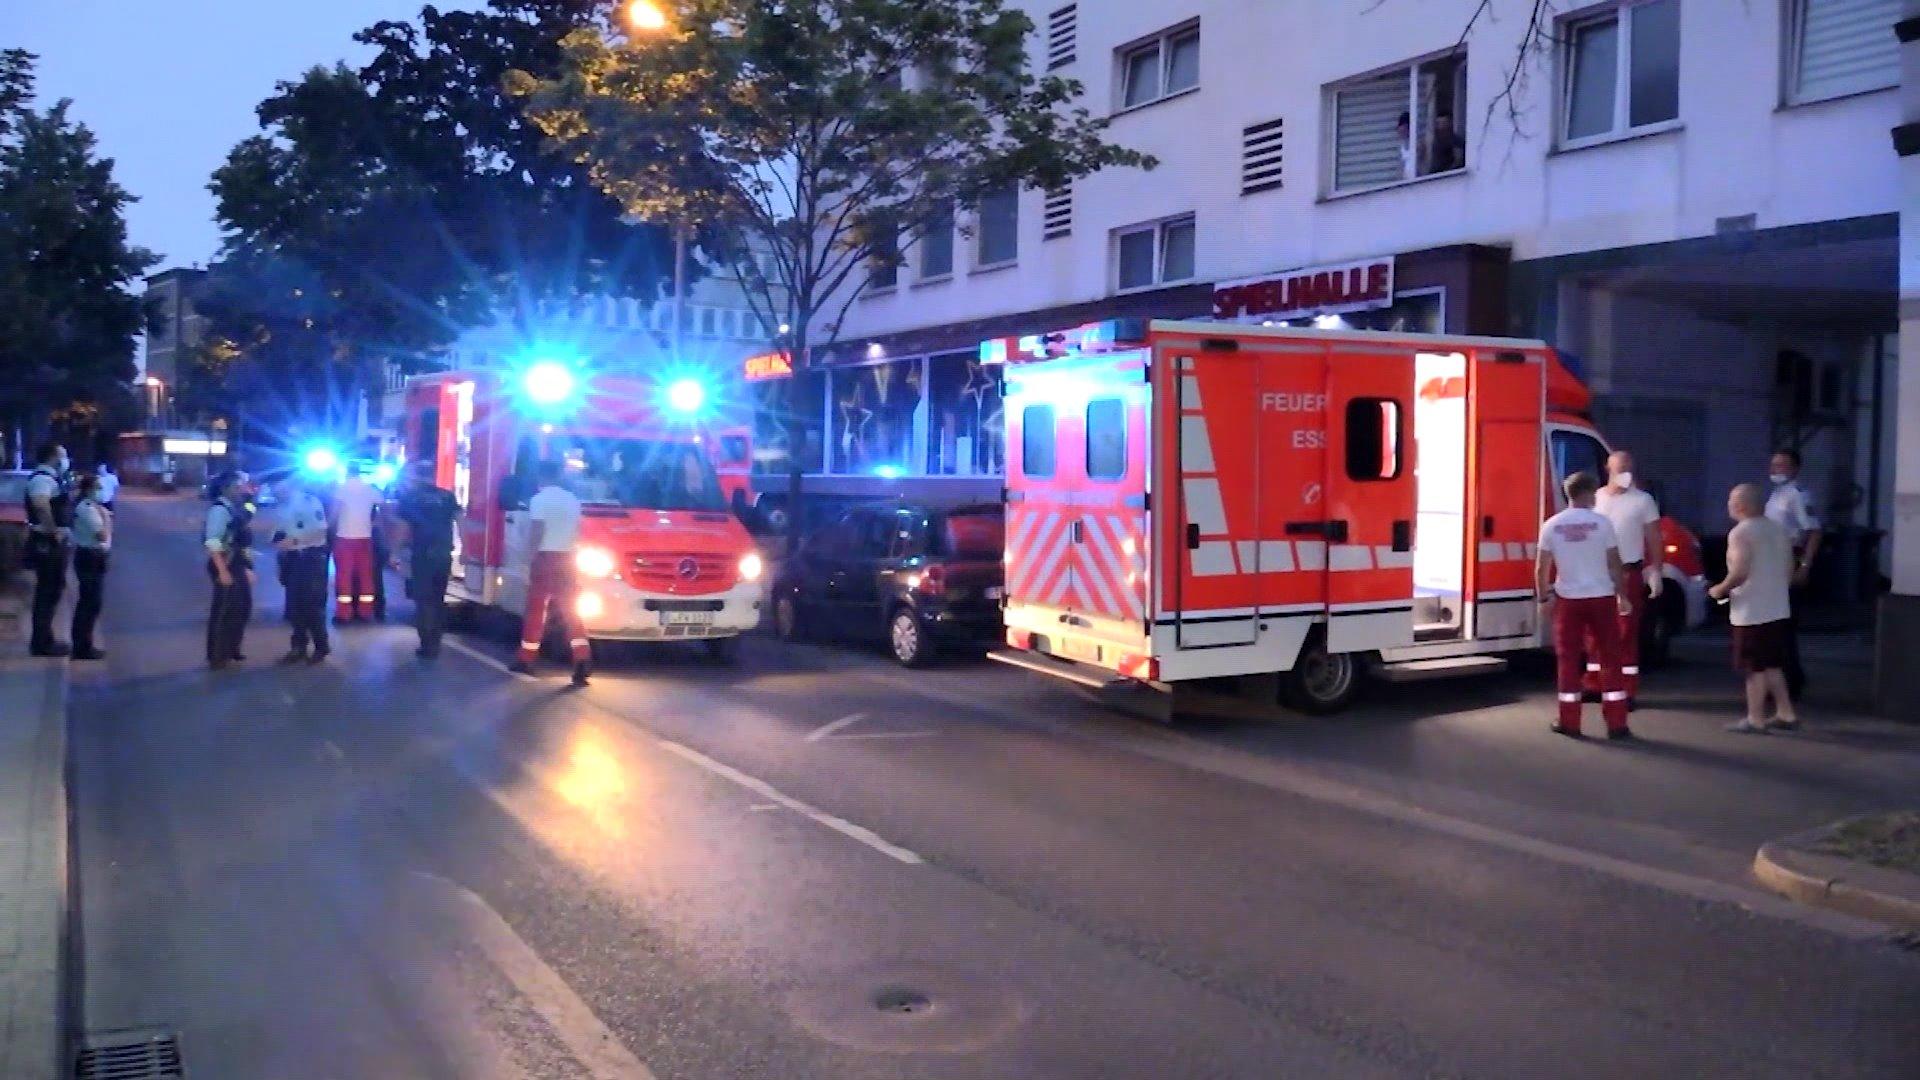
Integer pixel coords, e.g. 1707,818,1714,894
1319,345,1417,653
1467,347,1546,641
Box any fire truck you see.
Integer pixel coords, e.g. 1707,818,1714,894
399,364,767,655
987,319,1707,713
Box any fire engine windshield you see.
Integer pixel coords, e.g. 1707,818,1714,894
558,437,727,512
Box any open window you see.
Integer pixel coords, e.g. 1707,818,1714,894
1345,398,1404,481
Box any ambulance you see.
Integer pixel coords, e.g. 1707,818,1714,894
400,364,767,654
988,319,1708,712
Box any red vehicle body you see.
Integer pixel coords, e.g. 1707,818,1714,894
990,319,1707,711
401,370,766,644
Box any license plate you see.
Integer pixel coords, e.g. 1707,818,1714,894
1061,637,1102,663
663,611,714,626
985,586,1004,600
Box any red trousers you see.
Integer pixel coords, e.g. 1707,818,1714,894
1554,595,1629,733
333,538,377,620
1585,564,1647,696
519,551,591,666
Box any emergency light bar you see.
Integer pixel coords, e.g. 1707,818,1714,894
979,317,1149,366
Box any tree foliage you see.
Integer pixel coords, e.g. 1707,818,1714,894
513,0,1154,360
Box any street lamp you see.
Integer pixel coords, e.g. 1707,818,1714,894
620,0,688,366
625,1,669,32
143,376,165,428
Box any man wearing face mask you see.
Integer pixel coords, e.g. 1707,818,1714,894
1592,449,1663,706
1764,448,1821,701
22,443,74,657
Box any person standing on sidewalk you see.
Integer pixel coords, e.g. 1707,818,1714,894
94,460,119,513
1536,470,1634,741
271,471,331,665
1591,449,1663,707
511,458,591,687
330,462,382,623
1765,448,1821,701
22,443,73,658
204,471,256,669
1711,483,1798,733
68,473,111,661
392,461,460,661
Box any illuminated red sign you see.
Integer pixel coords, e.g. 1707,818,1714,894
1212,257,1395,322
742,351,792,381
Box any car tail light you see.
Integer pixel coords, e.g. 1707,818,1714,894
909,565,946,597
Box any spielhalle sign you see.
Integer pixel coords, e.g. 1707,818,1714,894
1212,257,1395,322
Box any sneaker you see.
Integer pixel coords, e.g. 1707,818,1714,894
1550,723,1585,740
1767,718,1802,732
1606,727,1635,742
570,663,591,688
1725,719,1769,734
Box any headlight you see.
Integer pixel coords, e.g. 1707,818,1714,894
576,546,616,578
575,591,605,619
737,552,764,582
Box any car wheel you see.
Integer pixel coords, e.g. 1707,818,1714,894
889,607,929,667
775,594,810,642
1281,635,1362,714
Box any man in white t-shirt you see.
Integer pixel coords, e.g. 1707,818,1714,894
1711,483,1797,733
513,458,591,685
330,463,383,622
1536,470,1633,740
94,461,120,511
1592,449,1663,703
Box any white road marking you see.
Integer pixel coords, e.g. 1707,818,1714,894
747,802,782,812
415,873,656,1079
804,711,869,742
831,732,937,741
659,740,924,865
446,637,536,681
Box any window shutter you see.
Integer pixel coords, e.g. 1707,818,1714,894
1797,0,1899,102
1241,117,1284,195
1047,5,1078,70
1333,75,1405,192
1043,187,1073,240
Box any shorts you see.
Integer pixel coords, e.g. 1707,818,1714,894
1731,620,1790,673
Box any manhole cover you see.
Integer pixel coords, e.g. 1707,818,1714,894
874,987,932,1015
785,963,1028,1053
74,1028,184,1079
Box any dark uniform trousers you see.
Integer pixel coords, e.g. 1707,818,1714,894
71,548,108,655
29,543,68,653
207,559,253,664
411,555,452,655
281,547,331,655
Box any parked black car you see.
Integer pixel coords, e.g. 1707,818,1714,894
773,503,1005,665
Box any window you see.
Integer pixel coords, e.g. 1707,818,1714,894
700,307,719,336
1118,22,1200,109
1114,216,1196,291
976,185,1019,267
830,359,920,475
1086,399,1127,481
1549,429,1610,499
1344,399,1404,481
1561,1,1679,144
1328,51,1467,194
927,351,1004,476
1787,0,1899,105
890,511,929,559
751,369,825,475
919,202,955,279
1021,404,1056,477
867,216,900,292
934,510,1005,558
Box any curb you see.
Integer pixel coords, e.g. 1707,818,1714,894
1753,824,1920,933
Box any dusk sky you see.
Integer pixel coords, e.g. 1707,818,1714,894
3,0,478,270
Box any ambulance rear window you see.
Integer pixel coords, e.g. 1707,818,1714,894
1086,399,1126,482
1345,398,1403,481
1021,405,1056,478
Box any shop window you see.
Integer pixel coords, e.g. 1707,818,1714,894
1345,398,1403,481
1561,0,1679,144
976,185,1019,268
1787,0,1899,105
1114,215,1196,292
1327,51,1467,194
751,369,825,475
1118,21,1200,110
1022,404,1057,478
920,202,955,280
927,351,1005,476
1086,398,1127,481
831,359,921,475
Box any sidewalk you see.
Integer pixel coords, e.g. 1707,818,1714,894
0,574,71,1080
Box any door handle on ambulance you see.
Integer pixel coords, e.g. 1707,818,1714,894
1392,520,1413,552
1185,523,1201,550
1072,520,1085,544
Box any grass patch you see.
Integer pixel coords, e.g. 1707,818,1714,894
1812,812,1920,876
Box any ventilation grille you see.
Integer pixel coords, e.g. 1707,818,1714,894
1043,187,1073,241
76,1030,185,1079
1047,5,1078,70
1242,117,1285,195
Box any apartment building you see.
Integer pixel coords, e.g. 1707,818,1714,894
760,0,1906,572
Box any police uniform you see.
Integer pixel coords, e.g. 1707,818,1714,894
396,480,461,658
69,491,111,660
23,464,72,657
204,490,255,667
1765,478,1820,698
274,487,332,662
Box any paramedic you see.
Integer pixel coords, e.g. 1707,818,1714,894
1536,470,1633,740
1591,449,1663,705
511,458,591,686
330,461,382,622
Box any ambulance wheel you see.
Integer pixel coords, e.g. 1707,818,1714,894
1282,637,1362,714
888,607,929,667
775,595,811,642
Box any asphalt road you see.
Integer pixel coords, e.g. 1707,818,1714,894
67,492,1920,1078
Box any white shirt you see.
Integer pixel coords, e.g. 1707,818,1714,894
333,477,381,540
1764,481,1819,549
528,485,582,553
95,470,119,503
72,498,110,551
1538,507,1619,600
1728,516,1793,627
1595,485,1660,565
277,490,330,550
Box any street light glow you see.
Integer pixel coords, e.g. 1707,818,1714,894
625,0,669,31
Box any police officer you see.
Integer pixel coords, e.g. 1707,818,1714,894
392,461,461,661
1765,448,1822,701
22,442,73,658
272,470,331,664
68,472,112,661
204,471,256,669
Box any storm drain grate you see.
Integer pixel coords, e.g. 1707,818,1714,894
74,1029,184,1079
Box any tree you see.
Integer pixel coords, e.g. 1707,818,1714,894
0,52,153,459
513,0,1154,508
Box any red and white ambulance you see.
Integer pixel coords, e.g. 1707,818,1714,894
400,366,766,653
988,319,1707,712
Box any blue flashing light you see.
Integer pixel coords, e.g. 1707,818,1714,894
370,462,398,487
873,464,905,480
666,377,707,414
302,445,341,475
524,361,576,405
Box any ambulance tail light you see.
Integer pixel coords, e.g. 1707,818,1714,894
1008,628,1034,651
1117,652,1158,682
